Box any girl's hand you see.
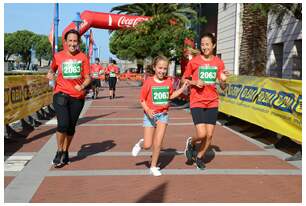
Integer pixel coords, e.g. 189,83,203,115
146,109,155,119
195,79,205,88
74,84,83,91
181,80,189,90
220,70,231,81
46,70,55,80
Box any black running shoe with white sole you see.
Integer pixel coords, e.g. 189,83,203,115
61,151,70,165
195,157,206,170
185,137,195,163
52,151,63,167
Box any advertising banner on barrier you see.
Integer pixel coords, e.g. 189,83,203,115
4,75,53,124
217,76,302,143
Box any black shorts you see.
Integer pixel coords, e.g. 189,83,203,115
92,79,101,87
53,92,85,136
190,107,218,125
109,77,117,90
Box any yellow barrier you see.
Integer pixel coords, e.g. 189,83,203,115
217,75,302,143
4,74,53,124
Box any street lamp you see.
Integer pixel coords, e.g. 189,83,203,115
73,12,82,31
84,31,90,55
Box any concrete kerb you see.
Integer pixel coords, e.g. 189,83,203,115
4,100,92,203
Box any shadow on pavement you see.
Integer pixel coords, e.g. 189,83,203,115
5,113,115,155
136,182,168,203
135,148,179,169
70,140,116,162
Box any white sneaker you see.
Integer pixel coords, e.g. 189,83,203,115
132,138,144,156
150,167,162,176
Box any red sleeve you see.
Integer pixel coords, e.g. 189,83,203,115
50,56,58,72
182,61,193,79
217,60,225,81
82,55,90,77
116,66,120,74
140,79,150,102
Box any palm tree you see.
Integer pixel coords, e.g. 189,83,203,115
110,3,198,72
239,4,267,76
239,3,301,76
111,3,197,27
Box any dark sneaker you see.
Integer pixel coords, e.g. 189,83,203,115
185,137,195,163
195,157,206,170
61,151,70,165
52,151,63,166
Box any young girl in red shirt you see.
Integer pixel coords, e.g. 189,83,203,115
132,55,189,176
182,32,229,170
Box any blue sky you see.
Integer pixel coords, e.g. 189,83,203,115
4,3,125,61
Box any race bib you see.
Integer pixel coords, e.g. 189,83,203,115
92,72,99,78
62,60,82,79
152,86,169,105
198,65,217,84
110,71,116,77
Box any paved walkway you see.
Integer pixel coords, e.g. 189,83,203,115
4,81,302,203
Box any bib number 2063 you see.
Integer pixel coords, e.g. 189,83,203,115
152,86,169,105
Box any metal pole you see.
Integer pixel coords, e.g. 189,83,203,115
85,34,89,55
54,3,59,53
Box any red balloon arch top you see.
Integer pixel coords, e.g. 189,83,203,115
62,10,195,76
62,10,150,43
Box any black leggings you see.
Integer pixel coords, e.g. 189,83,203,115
53,92,85,136
109,77,117,90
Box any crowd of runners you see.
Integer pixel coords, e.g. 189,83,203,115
46,29,229,176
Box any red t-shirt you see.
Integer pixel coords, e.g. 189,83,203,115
140,76,174,113
106,64,119,77
50,50,90,99
182,55,224,108
90,63,104,79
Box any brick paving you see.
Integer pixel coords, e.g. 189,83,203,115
4,80,302,203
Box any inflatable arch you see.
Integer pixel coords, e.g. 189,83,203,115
62,10,194,77
62,10,150,49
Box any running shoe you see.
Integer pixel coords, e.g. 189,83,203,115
52,151,63,166
61,151,70,165
195,157,206,170
185,137,195,163
150,167,162,176
132,138,144,156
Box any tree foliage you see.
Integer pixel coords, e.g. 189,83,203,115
110,15,195,61
4,30,85,67
110,3,199,61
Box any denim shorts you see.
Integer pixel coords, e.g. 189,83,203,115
143,112,169,127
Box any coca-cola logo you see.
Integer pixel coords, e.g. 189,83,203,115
117,16,148,27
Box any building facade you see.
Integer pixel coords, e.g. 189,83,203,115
216,3,302,79
216,3,241,75
266,12,302,79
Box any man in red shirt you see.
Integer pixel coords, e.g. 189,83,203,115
107,59,120,99
90,58,104,99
